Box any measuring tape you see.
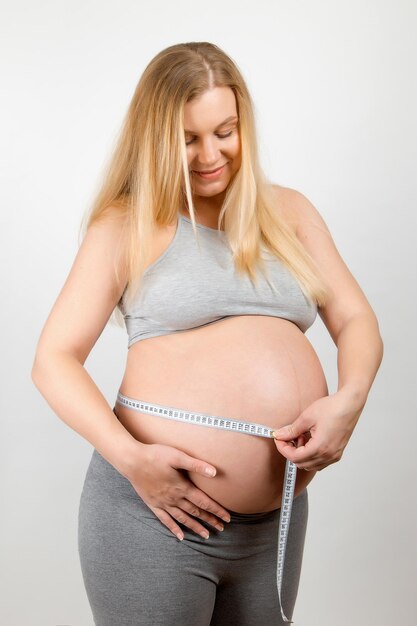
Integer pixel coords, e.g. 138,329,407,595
277,457,297,622
116,391,298,623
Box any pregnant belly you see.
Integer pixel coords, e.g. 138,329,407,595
115,315,328,513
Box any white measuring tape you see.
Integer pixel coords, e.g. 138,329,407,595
116,391,297,623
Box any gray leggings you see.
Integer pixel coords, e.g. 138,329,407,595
78,448,308,625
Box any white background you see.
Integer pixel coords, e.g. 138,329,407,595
1,1,416,624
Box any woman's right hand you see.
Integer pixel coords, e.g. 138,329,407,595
125,443,231,540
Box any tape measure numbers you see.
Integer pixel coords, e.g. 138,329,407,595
277,458,298,622
116,391,298,623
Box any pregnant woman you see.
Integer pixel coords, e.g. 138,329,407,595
31,42,383,625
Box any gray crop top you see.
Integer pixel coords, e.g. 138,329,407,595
118,213,318,349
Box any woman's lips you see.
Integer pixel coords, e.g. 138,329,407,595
193,164,226,180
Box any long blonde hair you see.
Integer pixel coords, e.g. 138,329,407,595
79,41,330,328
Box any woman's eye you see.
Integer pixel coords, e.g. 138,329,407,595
185,130,234,146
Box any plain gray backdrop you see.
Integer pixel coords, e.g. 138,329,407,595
1,1,416,624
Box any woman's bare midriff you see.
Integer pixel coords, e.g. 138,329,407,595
115,315,328,513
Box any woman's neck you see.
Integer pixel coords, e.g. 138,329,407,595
182,192,225,225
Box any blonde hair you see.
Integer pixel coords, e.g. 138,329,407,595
79,41,330,328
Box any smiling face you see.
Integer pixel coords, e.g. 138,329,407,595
183,86,241,211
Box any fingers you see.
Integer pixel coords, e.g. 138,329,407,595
182,502,227,532
167,503,228,539
296,432,311,447
170,454,233,523
138,447,233,540
166,506,212,539
151,496,231,541
193,506,228,530
274,437,342,472
151,507,187,541
148,478,233,541
274,437,314,463
186,486,232,524
167,492,233,538
172,452,217,478
272,418,311,441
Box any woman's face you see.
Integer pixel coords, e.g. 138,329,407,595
183,87,241,202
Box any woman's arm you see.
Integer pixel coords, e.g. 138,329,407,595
32,209,231,537
31,210,142,477
272,188,384,471
32,350,144,478
335,310,383,404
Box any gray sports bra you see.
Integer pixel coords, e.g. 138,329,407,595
118,213,317,349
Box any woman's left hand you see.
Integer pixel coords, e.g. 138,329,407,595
272,386,366,472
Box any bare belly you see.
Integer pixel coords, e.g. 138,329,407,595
115,315,328,513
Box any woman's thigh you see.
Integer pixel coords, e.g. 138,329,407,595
210,488,309,625
78,449,218,626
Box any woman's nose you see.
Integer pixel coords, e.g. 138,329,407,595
198,138,221,164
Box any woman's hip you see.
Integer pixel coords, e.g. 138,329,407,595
77,447,308,562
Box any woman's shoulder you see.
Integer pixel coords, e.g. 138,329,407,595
81,204,130,287
269,183,330,237
95,202,130,226
86,204,130,250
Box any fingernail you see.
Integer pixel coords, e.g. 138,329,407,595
205,467,216,476
215,524,224,531
222,515,231,523
201,531,209,539
176,532,183,541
